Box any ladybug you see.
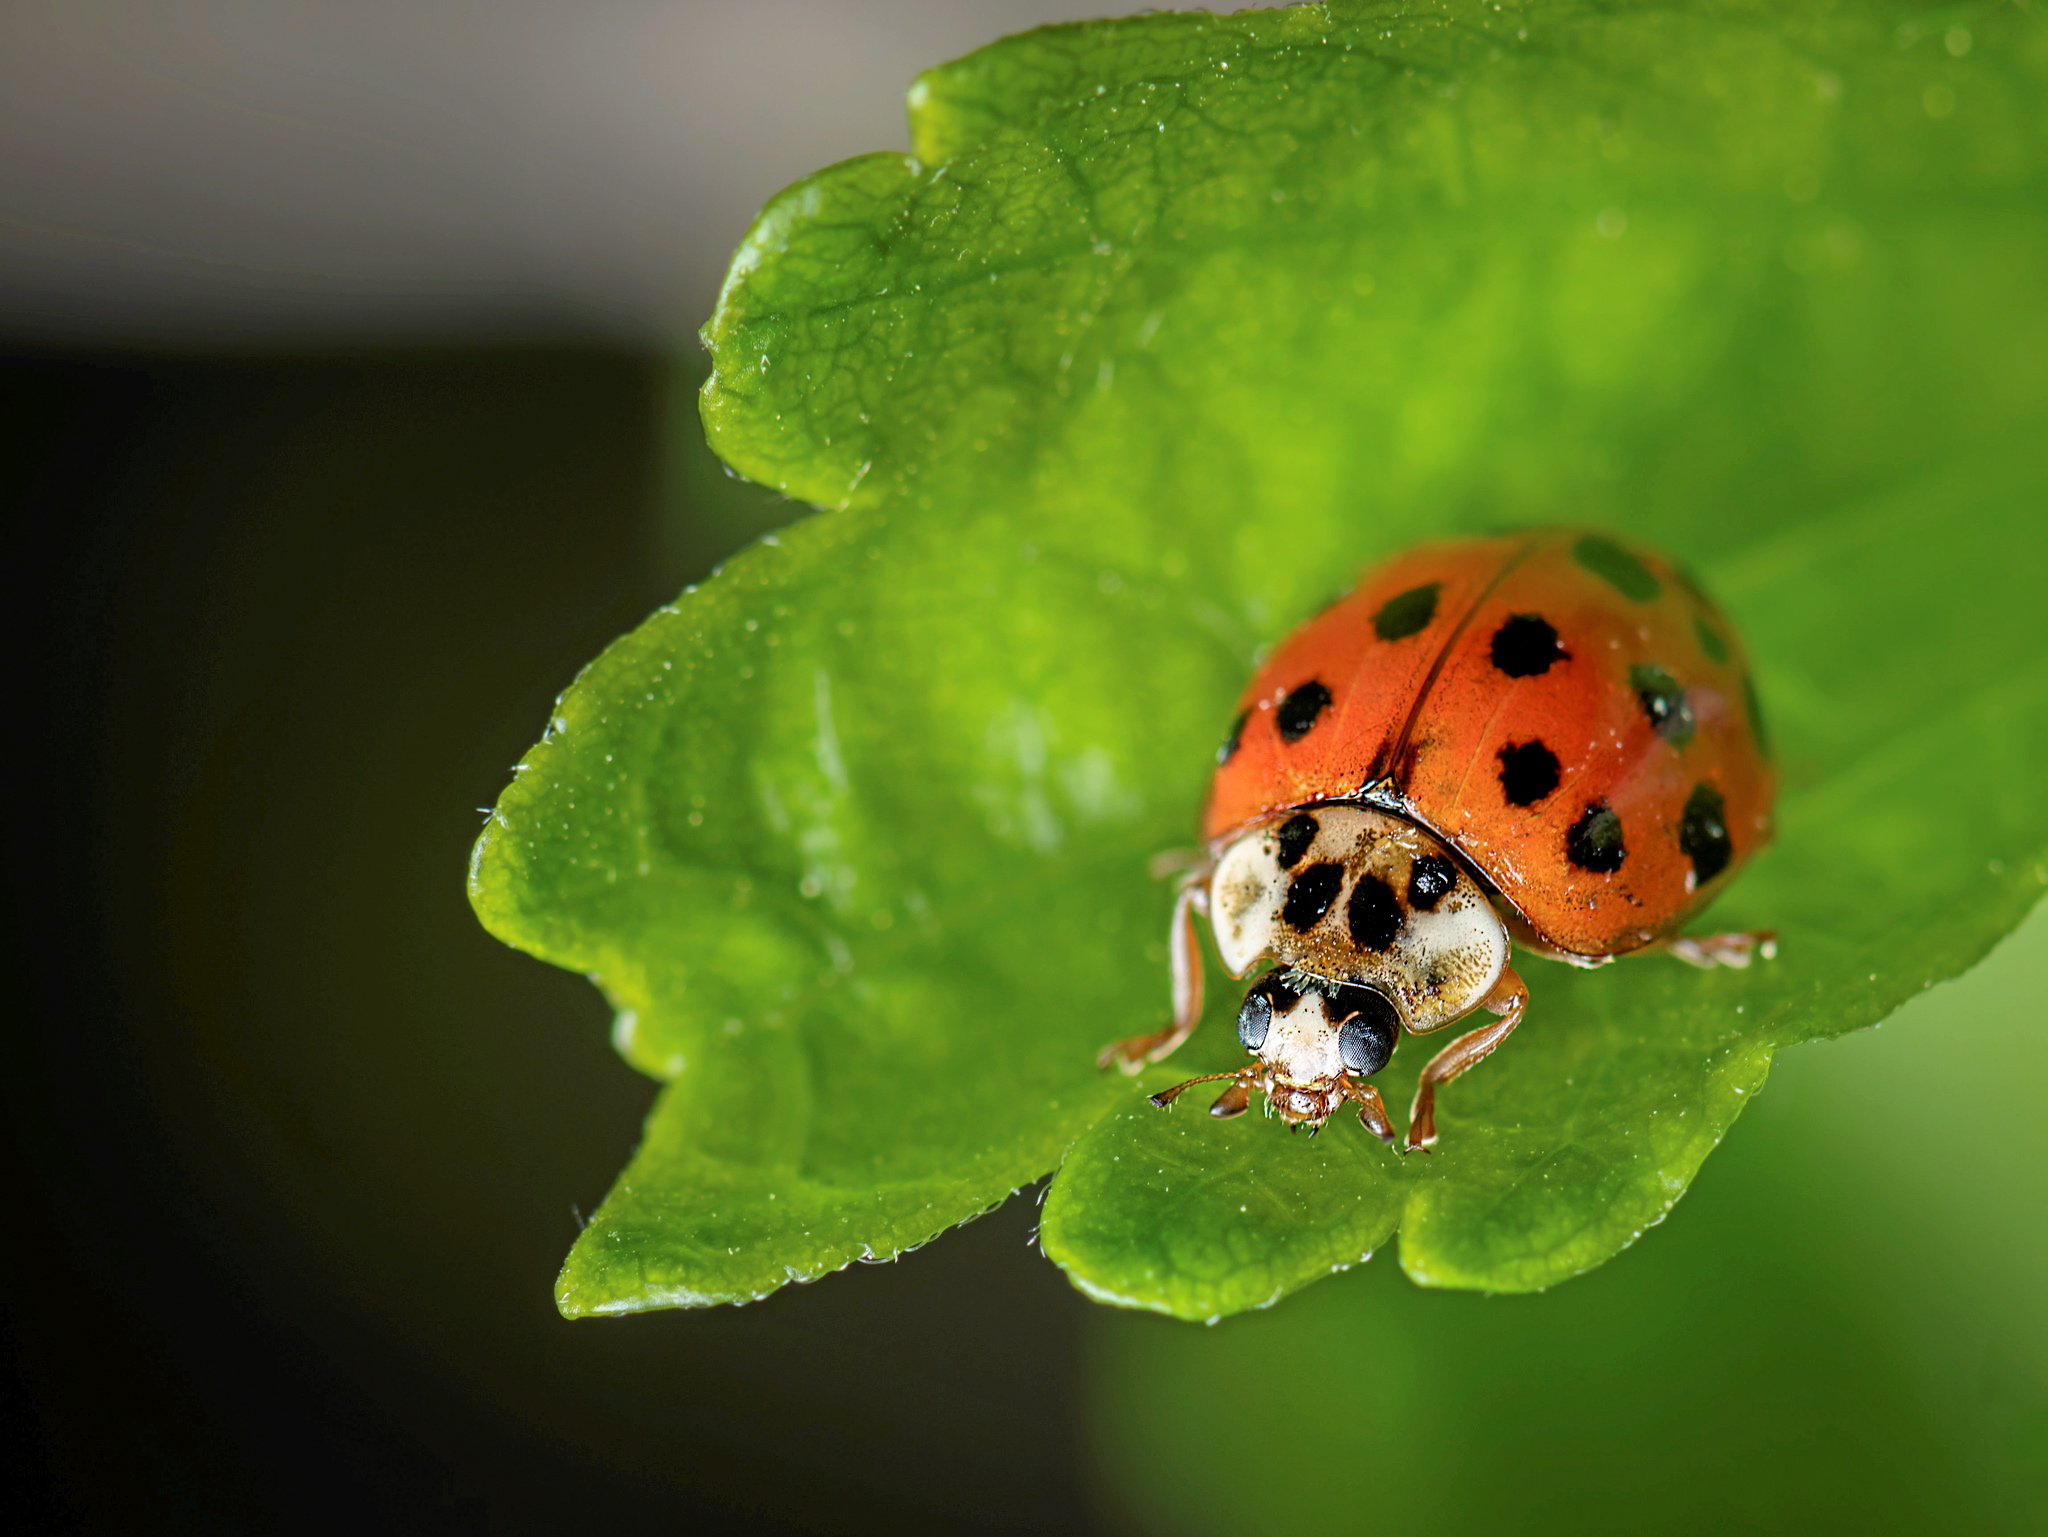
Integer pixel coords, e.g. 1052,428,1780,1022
1101,528,1776,1152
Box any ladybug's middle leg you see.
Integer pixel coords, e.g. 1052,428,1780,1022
1405,967,1528,1153
1098,876,1209,1073
1664,930,1778,969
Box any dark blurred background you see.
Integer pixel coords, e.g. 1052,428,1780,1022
0,5,1150,1532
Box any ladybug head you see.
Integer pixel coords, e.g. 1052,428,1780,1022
1149,971,1401,1133
1242,971,1402,1126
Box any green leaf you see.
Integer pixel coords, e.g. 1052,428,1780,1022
470,0,2048,1318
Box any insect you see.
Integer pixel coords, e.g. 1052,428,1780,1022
1101,528,1776,1152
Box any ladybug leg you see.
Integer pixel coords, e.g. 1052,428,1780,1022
1666,930,1778,969
1205,1079,1255,1119
1146,846,1206,880
1342,1080,1398,1145
1405,968,1528,1154
1097,876,1210,1073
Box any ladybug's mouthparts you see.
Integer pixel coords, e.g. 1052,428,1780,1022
1271,1083,1337,1124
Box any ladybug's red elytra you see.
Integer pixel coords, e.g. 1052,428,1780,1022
1101,529,1777,1152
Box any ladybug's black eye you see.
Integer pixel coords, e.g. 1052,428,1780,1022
1337,993,1399,1075
1338,1017,1394,1075
1237,990,1273,1053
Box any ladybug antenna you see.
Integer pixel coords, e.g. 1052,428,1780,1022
1148,1065,1258,1114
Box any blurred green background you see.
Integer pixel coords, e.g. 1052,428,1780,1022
7,344,2043,1533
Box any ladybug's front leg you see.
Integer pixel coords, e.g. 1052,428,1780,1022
1098,876,1210,1073
1341,1079,1398,1144
1405,967,1528,1153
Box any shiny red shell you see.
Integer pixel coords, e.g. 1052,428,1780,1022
1204,529,1774,958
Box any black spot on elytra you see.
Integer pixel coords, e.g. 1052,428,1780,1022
1743,672,1772,759
1407,854,1459,911
1274,813,1319,869
1630,664,1696,747
1680,782,1733,884
1334,991,1400,1075
1236,989,1271,1052
1491,614,1566,678
1373,582,1440,641
1217,709,1249,766
1693,616,1730,664
1282,862,1345,931
1497,739,1562,806
1276,681,1332,742
1346,873,1403,952
1566,801,1627,873
1574,533,1662,601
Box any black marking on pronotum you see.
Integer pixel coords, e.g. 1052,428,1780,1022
1629,664,1696,747
1236,989,1272,1052
1334,989,1400,1075
1693,616,1730,664
1373,582,1441,641
1679,782,1733,884
1490,614,1566,678
1274,813,1319,869
1346,873,1402,952
1261,975,1301,1013
1217,709,1249,765
1276,681,1332,742
1407,854,1459,910
1566,800,1627,873
1497,739,1562,806
1573,533,1662,601
1282,861,1345,931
